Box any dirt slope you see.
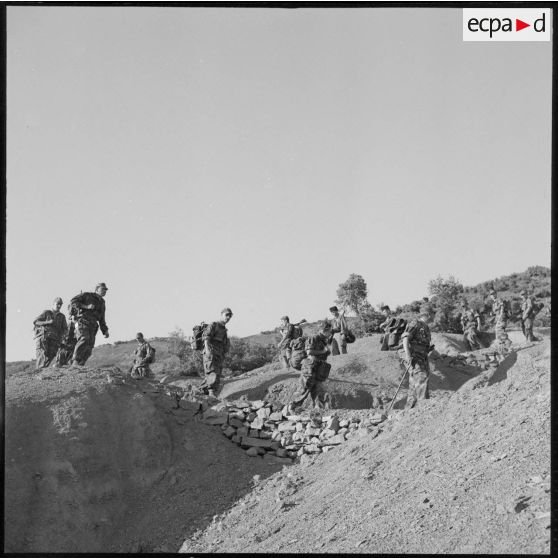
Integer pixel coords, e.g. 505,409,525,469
4,366,284,553
179,339,550,554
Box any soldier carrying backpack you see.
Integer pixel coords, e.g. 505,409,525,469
287,327,331,413
277,316,307,369
520,290,543,343
379,306,407,351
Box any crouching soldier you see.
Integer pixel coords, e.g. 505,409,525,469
199,308,232,398
131,332,155,379
288,328,331,413
33,297,68,369
398,310,432,409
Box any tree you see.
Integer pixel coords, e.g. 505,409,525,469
427,275,464,332
336,274,369,318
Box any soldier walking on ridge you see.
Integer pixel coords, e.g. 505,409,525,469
33,297,68,369
489,289,512,355
328,306,348,356
520,290,537,343
398,309,432,409
460,300,485,351
131,332,155,379
69,282,109,366
199,308,232,398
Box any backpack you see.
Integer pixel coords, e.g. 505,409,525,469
147,345,156,364
344,330,356,344
314,360,332,381
301,356,331,381
387,318,407,348
191,323,208,351
532,301,544,316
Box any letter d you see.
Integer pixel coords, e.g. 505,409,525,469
534,13,545,32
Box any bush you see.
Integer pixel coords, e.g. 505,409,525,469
225,337,277,376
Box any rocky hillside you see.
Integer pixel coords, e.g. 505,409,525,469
180,338,550,554
5,322,550,553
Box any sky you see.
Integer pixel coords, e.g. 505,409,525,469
6,7,552,361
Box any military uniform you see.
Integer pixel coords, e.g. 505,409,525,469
201,320,230,396
520,296,535,342
33,309,68,369
289,333,330,410
399,318,431,408
69,292,109,365
56,319,77,367
278,323,295,369
330,313,348,355
491,296,512,353
460,308,484,351
288,336,307,371
132,339,155,378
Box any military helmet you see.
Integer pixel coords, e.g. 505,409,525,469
136,332,144,340
221,307,233,316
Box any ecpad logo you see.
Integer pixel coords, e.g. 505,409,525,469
463,9,550,42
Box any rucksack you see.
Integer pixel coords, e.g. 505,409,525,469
532,301,544,316
191,323,208,351
387,318,407,348
301,357,331,381
314,360,331,381
147,345,156,364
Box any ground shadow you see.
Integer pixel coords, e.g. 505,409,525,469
488,351,517,386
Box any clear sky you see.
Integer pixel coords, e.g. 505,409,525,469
6,7,552,361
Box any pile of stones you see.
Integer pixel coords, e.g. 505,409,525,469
199,398,387,464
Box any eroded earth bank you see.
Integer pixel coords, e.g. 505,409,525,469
5,332,551,553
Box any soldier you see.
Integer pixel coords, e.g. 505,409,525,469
460,300,485,351
56,318,77,367
288,335,308,371
277,316,306,369
288,327,331,413
520,290,536,343
131,332,155,379
379,306,406,351
489,289,512,354
328,305,349,355
33,297,68,369
68,282,109,366
399,309,432,409
200,307,233,398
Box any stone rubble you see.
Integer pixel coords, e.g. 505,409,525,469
197,398,388,463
